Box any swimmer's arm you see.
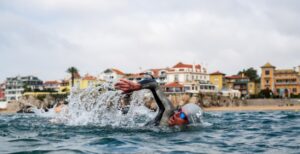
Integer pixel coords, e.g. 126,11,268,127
139,79,174,126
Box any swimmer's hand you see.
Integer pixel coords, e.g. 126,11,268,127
115,79,141,94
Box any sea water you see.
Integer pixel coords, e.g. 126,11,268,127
0,85,300,153
1,111,300,153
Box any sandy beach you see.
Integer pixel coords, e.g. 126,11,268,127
204,105,300,112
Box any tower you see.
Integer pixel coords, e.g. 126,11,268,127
261,62,276,93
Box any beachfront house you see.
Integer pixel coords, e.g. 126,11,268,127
43,80,61,92
164,82,185,93
0,83,5,101
59,80,70,93
5,75,43,101
98,68,125,82
124,73,144,82
79,74,98,89
261,62,300,97
221,89,241,99
224,74,250,97
166,62,209,93
141,68,169,85
209,71,226,91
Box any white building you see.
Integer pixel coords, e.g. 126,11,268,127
0,83,5,101
221,89,241,99
142,68,169,85
166,62,210,93
5,75,43,101
98,68,125,81
43,80,61,92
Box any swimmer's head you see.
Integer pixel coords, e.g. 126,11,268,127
181,103,203,124
168,103,203,126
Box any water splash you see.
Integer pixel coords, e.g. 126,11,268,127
35,82,156,127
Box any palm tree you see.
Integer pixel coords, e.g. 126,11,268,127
66,66,79,87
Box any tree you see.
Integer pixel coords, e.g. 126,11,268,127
66,66,79,87
238,67,259,81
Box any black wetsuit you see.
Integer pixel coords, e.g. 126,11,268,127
138,78,175,126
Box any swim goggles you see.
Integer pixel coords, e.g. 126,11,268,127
178,109,188,121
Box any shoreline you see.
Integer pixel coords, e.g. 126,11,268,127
1,105,300,114
203,105,300,112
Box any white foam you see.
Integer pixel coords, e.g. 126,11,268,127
35,82,156,127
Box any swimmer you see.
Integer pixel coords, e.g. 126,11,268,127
115,78,202,126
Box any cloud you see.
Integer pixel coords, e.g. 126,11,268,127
0,0,300,81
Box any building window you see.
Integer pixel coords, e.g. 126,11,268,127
293,88,297,93
265,70,270,75
179,69,184,72
266,80,269,84
175,75,179,81
277,89,280,94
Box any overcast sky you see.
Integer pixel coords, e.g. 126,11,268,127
1,0,300,82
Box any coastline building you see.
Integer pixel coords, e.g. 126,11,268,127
44,80,61,92
224,74,250,97
5,75,43,101
67,73,100,90
125,68,170,86
98,68,125,81
221,89,241,99
79,74,98,89
166,62,213,93
261,62,300,97
209,71,226,91
164,82,184,93
0,83,5,101
247,81,261,96
198,81,218,93
59,80,70,93
260,63,276,92
125,73,144,82
142,68,169,85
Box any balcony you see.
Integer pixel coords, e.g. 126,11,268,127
275,82,298,85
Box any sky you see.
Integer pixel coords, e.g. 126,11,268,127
1,0,300,82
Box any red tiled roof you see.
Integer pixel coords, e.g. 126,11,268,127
173,62,201,69
44,81,60,85
151,69,160,77
112,68,125,75
164,82,184,88
83,74,97,80
60,80,69,84
210,71,225,75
